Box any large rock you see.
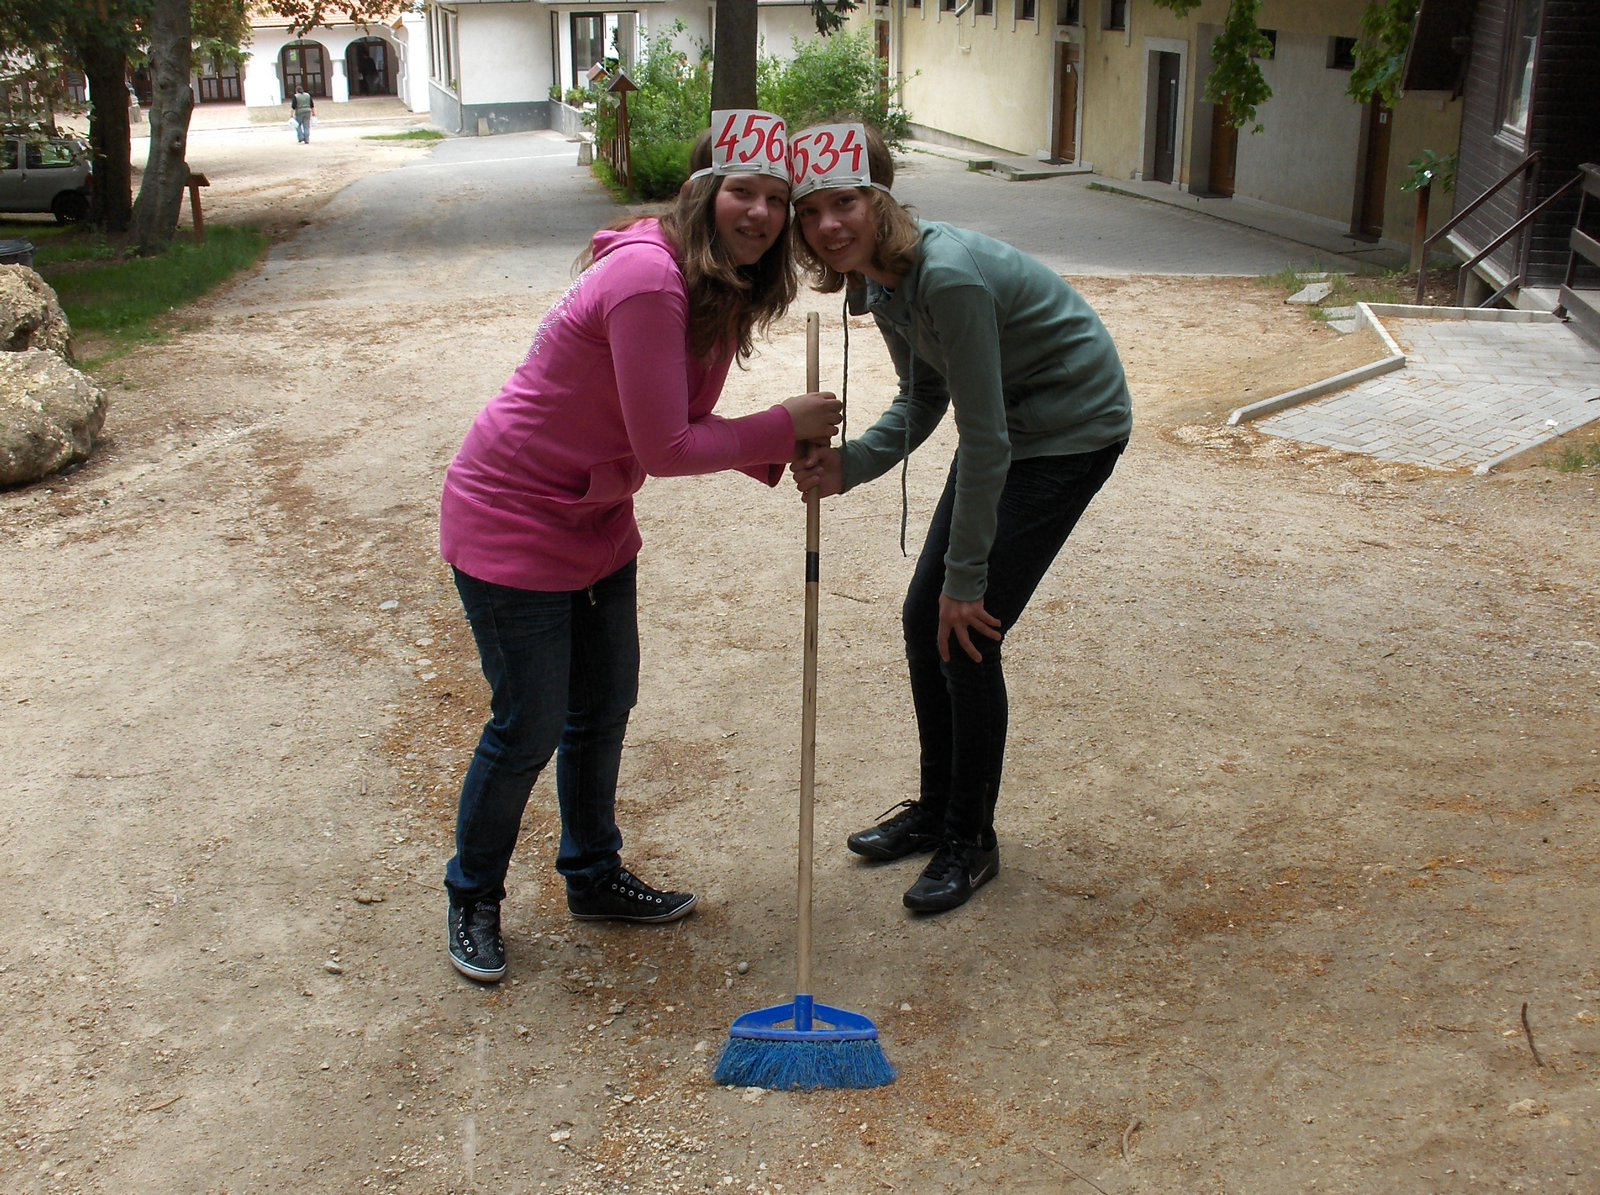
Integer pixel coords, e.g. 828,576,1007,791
0,264,73,357
0,350,108,486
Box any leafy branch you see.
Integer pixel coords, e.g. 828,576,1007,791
1204,0,1273,132
1348,0,1420,106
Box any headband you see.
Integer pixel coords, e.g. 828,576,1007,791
688,109,791,184
789,123,893,201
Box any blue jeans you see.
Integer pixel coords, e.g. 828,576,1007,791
902,442,1125,844
445,562,639,903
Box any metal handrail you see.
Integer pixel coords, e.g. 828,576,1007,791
1451,171,1584,304
1415,151,1540,303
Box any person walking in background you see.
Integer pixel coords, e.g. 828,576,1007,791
439,112,841,982
290,85,314,143
788,121,1131,915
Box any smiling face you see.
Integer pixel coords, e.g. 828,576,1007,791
794,187,888,285
712,173,792,266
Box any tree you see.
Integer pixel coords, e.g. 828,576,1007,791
0,0,147,230
130,0,194,252
710,0,757,111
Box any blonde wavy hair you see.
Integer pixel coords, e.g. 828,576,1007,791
577,131,796,362
789,121,921,294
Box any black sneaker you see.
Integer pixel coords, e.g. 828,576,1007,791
567,867,697,923
448,898,507,982
902,838,999,914
847,800,943,862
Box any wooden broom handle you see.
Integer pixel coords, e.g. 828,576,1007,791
798,312,821,998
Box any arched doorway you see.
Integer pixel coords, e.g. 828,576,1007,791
348,38,393,97
281,42,327,98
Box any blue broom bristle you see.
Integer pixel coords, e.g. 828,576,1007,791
713,1036,896,1090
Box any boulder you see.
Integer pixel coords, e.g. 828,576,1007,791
0,264,73,358
0,349,108,486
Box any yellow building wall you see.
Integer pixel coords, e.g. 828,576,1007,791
888,4,1058,156
875,0,1463,247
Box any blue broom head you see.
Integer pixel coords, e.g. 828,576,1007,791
713,994,896,1090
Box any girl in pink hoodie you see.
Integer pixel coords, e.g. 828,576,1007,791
440,113,841,982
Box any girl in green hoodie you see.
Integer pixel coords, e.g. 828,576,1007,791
790,121,1131,914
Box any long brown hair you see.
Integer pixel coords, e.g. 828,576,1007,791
576,131,796,362
790,122,922,294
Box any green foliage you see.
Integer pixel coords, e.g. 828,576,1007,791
592,24,908,199
1148,0,1203,16
32,224,266,361
1401,149,1456,194
808,0,858,34
629,137,696,200
1204,0,1273,133
1349,0,1420,107
592,21,712,154
757,30,910,145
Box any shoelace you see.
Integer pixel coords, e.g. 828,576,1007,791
872,799,921,823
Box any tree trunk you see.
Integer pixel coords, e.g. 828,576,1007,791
132,0,195,254
710,0,758,112
77,38,132,232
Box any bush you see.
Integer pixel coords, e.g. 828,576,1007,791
629,137,697,201
759,31,911,148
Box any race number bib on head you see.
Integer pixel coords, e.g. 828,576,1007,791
789,124,873,200
701,109,790,183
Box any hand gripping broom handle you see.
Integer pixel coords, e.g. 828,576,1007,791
797,312,822,1013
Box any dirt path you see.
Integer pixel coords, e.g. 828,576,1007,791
3,132,1598,1195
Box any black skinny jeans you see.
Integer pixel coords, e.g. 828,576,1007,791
902,441,1125,844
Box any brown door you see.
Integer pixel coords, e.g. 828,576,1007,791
1357,99,1392,239
1054,45,1079,163
1152,52,1180,184
1208,99,1237,197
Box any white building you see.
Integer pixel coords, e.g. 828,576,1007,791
176,1,818,136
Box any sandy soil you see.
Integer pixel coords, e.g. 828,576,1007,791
3,131,1598,1195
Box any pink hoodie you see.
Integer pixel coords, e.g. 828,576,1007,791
440,219,796,591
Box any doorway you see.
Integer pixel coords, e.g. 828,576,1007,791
1355,99,1392,239
1207,99,1237,197
348,38,392,97
1053,43,1080,164
282,43,327,98
1151,51,1180,183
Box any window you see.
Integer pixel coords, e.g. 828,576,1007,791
979,0,994,15
1328,36,1357,70
907,0,921,10
1104,0,1126,30
1,141,17,171
1499,0,1543,139
1019,0,1037,21
1057,0,1081,26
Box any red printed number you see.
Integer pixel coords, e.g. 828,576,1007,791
715,112,783,166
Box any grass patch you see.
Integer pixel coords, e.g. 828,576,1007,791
1546,435,1600,473
363,128,445,142
30,225,268,364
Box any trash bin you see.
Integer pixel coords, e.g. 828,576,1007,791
0,239,37,268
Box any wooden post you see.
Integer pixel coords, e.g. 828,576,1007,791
187,171,210,244
1409,180,1431,278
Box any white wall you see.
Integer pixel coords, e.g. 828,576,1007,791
456,7,551,105
1218,29,1363,224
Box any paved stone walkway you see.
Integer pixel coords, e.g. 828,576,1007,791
1251,312,1600,472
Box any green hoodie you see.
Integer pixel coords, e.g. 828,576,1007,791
839,219,1132,601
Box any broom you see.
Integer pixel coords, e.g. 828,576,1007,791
713,312,896,1090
